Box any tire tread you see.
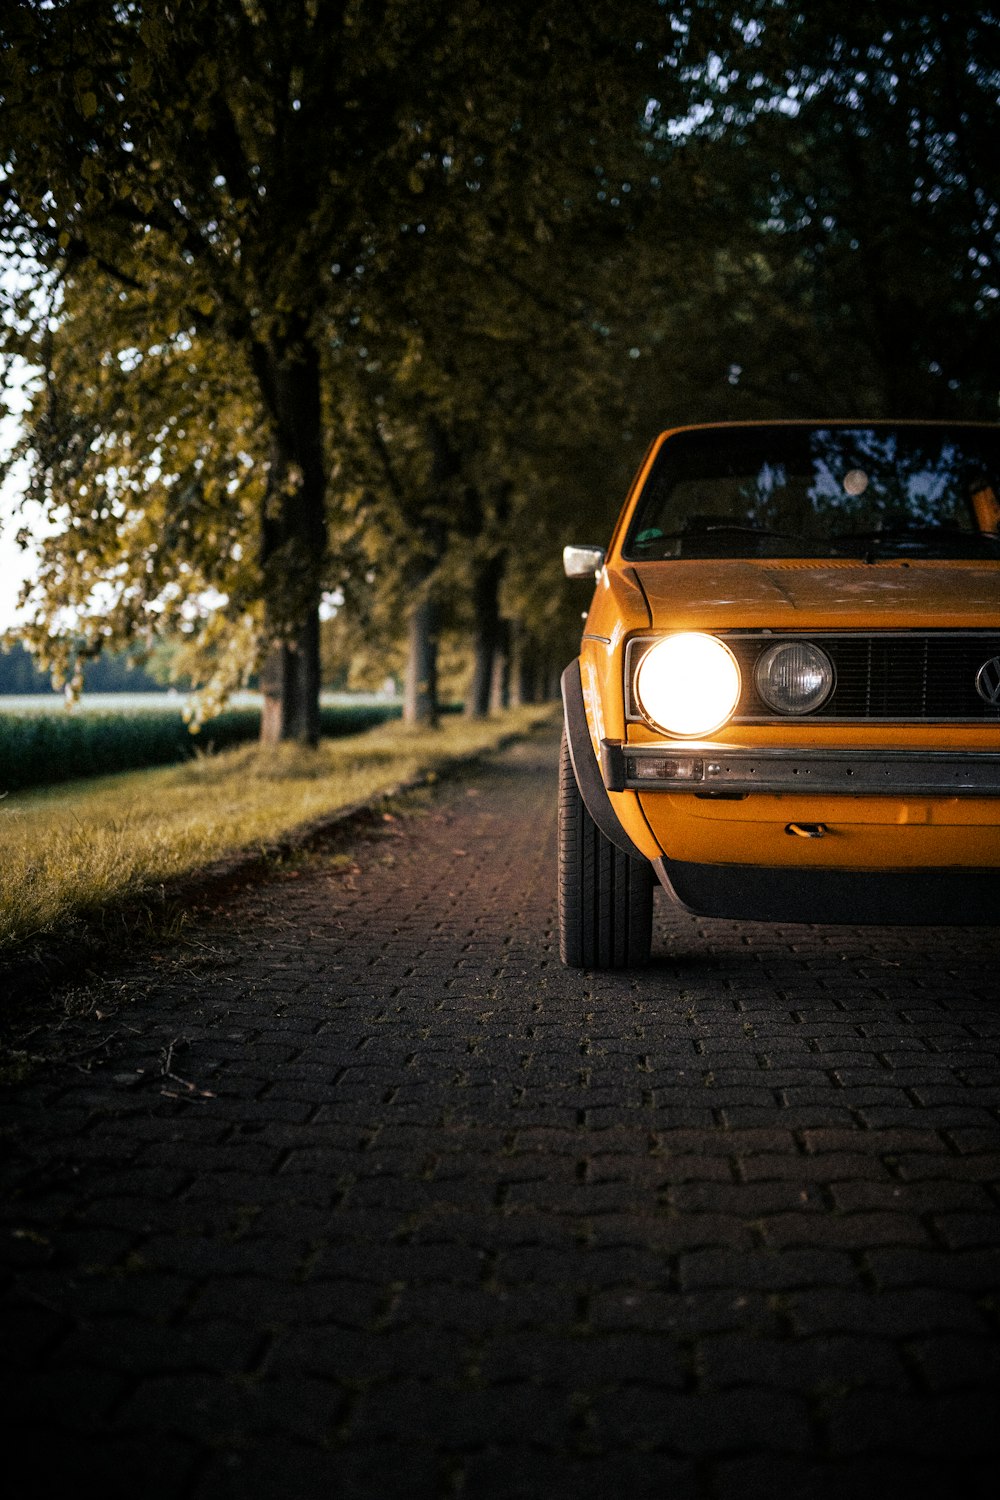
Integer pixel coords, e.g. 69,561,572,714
558,732,653,968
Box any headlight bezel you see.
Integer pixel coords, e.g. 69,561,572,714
632,631,743,739
753,640,836,716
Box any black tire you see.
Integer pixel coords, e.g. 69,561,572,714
558,730,655,968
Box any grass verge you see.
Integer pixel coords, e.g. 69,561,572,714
0,703,557,955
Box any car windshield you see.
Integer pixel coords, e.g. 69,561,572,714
622,424,1000,561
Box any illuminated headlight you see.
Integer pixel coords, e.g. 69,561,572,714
754,641,835,715
634,633,741,737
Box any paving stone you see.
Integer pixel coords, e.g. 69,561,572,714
113,1371,347,1444
51,1315,260,1375
588,1288,782,1335
712,1453,995,1500
757,1210,931,1250
906,1334,1000,1392
192,1443,450,1500
1,727,998,1490
26,1436,201,1499
695,1331,909,1391
264,1323,469,1381
930,1211,1000,1250
347,1380,576,1446
459,1451,699,1500
786,1288,992,1338
677,1248,859,1290
590,1386,813,1451
824,1390,999,1456
864,1248,1000,1292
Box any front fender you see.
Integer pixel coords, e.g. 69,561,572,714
561,659,648,861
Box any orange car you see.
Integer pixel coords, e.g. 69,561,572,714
559,421,1000,967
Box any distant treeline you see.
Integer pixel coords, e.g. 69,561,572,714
0,640,164,695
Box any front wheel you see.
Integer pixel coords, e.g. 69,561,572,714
558,731,654,968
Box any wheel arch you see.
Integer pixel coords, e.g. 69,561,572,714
560,659,648,862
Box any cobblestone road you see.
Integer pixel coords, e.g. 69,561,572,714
2,726,999,1499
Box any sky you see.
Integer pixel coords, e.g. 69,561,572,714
0,391,36,634
0,259,50,636
0,507,38,634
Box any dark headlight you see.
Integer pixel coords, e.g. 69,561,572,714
754,642,835,715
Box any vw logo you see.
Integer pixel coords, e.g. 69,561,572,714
975,656,1000,706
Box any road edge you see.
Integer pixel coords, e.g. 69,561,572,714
0,714,559,1027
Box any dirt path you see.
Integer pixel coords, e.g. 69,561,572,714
2,725,999,1498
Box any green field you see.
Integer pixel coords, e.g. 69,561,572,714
0,703,556,954
0,697,407,791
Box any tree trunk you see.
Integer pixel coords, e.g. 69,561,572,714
252,334,327,746
465,552,505,719
489,618,511,711
400,418,455,728
259,611,321,744
465,622,494,720
511,626,540,706
404,592,440,726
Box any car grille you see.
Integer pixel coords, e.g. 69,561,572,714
626,632,1000,723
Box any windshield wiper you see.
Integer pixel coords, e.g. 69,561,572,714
833,526,959,543
832,526,998,559
638,522,833,558
633,524,815,549
699,525,813,543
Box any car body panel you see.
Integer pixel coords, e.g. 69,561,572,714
633,559,1000,632
635,789,1000,869
565,420,1000,919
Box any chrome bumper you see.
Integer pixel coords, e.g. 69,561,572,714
601,741,1000,797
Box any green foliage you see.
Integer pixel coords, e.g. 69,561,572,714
636,3,1000,418
1,2,995,741
0,0,665,734
0,702,405,792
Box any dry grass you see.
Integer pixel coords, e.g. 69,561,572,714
0,704,556,951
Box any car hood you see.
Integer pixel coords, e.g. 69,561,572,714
632,559,1000,631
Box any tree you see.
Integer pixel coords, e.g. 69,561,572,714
6,0,991,751
338,242,642,721
641,2,1000,417
0,0,671,739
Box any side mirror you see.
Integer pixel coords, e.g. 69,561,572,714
563,544,605,579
